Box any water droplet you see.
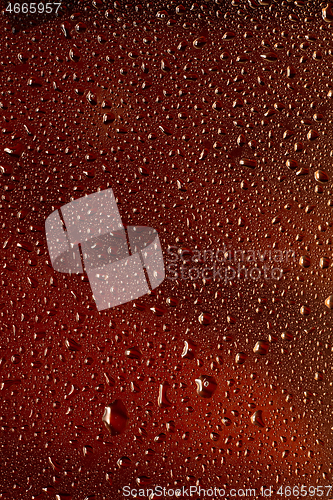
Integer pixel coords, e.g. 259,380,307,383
154,433,166,443
299,255,310,268
136,476,151,486
253,341,269,355
260,51,278,61
322,3,333,22
286,159,298,170
103,400,129,436
314,170,329,183
212,101,222,111
286,65,296,78
75,22,87,33
69,47,80,62
161,58,171,72
182,340,196,360
320,257,330,269
325,295,333,309
158,382,172,408
199,148,209,160
300,305,311,316
235,352,247,364
193,36,207,49
240,158,257,169
250,410,264,428
307,129,319,141
117,456,131,468
222,31,236,40
195,375,217,398
166,421,175,433
103,112,115,124
198,311,212,325
125,347,142,360
86,91,97,105
222,417,232,426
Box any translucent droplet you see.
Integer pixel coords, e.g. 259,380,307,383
195,375,217,398
250,410,264,428
314,170,329,183
193,36,207,49
103,400,129,436
253,341,269,355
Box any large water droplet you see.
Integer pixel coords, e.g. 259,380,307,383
250,410,264,428
102,400,129,436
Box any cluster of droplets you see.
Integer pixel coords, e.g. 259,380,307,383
0,0,332,498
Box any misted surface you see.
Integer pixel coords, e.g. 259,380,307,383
0,0,332,499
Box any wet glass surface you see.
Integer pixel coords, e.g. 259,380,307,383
0,1,332,498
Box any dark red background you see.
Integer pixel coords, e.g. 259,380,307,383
0,0,332,498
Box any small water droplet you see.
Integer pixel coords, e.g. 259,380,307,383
250,410,264,427
253,341,269,355
322,3,333,22
182,340,196,360
193,36,207,49
260,51,278,61
195,375,217,398
158,382,172,408
222,417,232,426
198,311,212,325
307,129,319,140
299,255,310,268
325,295,333,309
314,170,329,183
240,158,257,169
235,352,247,364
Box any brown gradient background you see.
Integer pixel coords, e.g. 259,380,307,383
0,0,332,498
